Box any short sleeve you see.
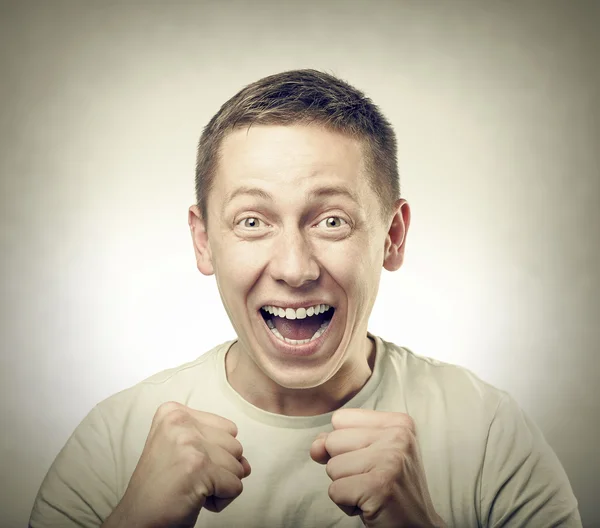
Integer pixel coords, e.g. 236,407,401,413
479,393,582,527
29,406,119,528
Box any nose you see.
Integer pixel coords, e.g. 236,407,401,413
268,228,320,288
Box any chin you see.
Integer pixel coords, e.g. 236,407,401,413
236,300,355,389
263,364,339,391
254,327,349,391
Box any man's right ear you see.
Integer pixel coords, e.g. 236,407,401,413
188,205,215,276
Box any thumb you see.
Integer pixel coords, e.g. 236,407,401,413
310,432,330,464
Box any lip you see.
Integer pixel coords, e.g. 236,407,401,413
258,301,335,311
257,306,336,357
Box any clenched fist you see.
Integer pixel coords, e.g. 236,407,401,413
102,402,251,528
310,408,445,528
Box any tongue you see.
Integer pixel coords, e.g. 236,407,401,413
273,311,329,340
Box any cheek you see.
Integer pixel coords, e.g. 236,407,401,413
319,241,376,293
216,241,267,286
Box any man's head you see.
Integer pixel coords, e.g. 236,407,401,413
194,69,400,229
189,70,410,396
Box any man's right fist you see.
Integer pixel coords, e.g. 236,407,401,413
102,401,251,528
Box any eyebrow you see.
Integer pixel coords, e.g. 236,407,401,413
225,185,360,206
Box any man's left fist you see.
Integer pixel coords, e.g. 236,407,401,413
310,408,446,528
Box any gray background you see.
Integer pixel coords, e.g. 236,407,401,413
1,1,598,526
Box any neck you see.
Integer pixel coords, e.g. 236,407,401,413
225,336,376,416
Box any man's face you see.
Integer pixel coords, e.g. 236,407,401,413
190,124,407,390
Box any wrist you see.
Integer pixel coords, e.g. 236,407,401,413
101,497,146,528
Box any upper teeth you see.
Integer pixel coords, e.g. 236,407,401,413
262,304,332,320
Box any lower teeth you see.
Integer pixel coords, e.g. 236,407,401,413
267,319,330,345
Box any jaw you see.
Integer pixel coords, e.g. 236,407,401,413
243,303,349,389
227,305,374,413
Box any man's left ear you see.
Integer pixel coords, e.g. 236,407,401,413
383,199,411,272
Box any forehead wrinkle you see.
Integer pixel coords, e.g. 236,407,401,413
225,185,274,205
217,128,370,216
224,183,361,211
306,184,360,206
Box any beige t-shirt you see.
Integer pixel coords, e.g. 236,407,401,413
29,333,581,527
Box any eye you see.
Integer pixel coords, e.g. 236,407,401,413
317,216,348,229
237,217,264,228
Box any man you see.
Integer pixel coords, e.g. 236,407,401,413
29,70,581,528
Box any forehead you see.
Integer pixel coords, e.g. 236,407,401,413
214,124,369,196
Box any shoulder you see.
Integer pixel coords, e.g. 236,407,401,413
375,336,508,424
93,340,232,427
381,336,506,400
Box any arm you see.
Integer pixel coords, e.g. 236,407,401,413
479,393,582,527
31,401,249,528
29,406,119,528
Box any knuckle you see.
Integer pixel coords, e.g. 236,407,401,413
323,431,336,453
325,459,336,480
184,450,210,474
382,447,404,470
386,426,416,452
327,480,340,502
232,439,244,459
402,414,416,433
231,476,244,496
156,401,182,418
233,459,246,479
228,421,239,438
388,426,406,443
162,408,190,428
405,433,418,456
174,431,197,447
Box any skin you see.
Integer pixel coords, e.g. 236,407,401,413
311,408,446,527
188,124,410,416
103,124,444,527
102,402,251,528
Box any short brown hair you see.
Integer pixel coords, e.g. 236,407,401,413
195,69,400,227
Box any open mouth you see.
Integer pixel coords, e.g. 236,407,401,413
259,304,335,346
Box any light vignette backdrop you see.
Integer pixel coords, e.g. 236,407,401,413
1,1,598,527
